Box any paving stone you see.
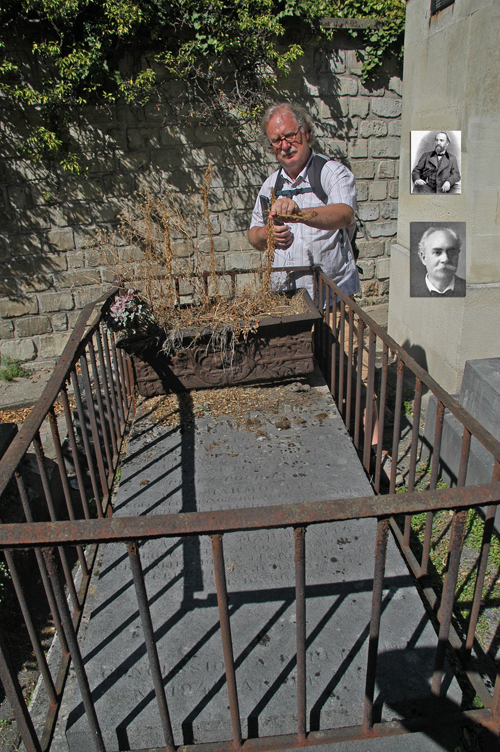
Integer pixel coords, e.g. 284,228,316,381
66,372,461,752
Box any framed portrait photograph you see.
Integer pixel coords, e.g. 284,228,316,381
410,222,466,298
411,131,461,194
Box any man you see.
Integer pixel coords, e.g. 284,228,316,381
411,132,461,194
248,102,360,298
411,227,466,297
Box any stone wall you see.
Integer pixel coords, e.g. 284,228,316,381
0,38,401,366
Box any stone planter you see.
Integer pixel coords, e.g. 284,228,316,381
117,291,321,397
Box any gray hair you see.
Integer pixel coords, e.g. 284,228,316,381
261,102,316,146
418,227,461,257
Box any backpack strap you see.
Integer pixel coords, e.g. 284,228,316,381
273,154,330,203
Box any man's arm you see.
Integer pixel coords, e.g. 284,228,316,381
447,155,461,185
248,199,353,251
412,152,428,186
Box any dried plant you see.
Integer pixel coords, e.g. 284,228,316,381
98,166,306,363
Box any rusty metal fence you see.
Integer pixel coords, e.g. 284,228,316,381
0,275,499,751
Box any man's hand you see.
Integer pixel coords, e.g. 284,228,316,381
414,179,426,186
441,180,451,193
269,198,300,222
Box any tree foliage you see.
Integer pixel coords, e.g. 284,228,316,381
0,0,405,170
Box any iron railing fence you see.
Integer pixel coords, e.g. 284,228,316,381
0,289,135,751
0,275,499,751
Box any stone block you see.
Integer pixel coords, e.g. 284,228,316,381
39,292,74,313
103,174,136,197
338,77,359,97
0,278,19,297
348,98,370,119
358,82,385,97
348,140,368,159
370,98,402,118
66,178,103,201
101,268,116,284
389,180,399,199
368,221,397,238
1,257,33,277
0,320,14,339
223,213,252,233
235,271,261,294
355,182,368,202
388,76,402,96
346,50,363,76
7,233,42,256
7,185,33,211
172,240,195,258
55,270,101,287
50,203,94,227
73,286,106,309
370,181,387,201
74,228,97,250
15,316,52,337
388,120,402,137
377,161,395,179
359,120,388,138
225,252,261,271
68,252,85,269
376,258,391,280
199,237,229,254
126,127,160,150
47,228,75,251
87,152,116,174
0,211,18,233
200,216,221,236
0,298,38,318
119,151,151,172
370,139,400,159
19,209,52,232
354,240,385,259
37,253,68,272
358,260,374,280
107,126,128,150
351,161,376,179
34,333,69,360
0,338,36,362
381,201,399,220
357,203,380,222
362,280,379,297
18,275,53,294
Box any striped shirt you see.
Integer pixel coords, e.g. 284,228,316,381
250,152,360,298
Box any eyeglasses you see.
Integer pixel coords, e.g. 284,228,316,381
269,130,301,148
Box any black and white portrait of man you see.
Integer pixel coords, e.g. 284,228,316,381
411,131,461,194
410,222,466,297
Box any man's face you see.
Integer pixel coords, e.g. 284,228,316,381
266,109,311,180
434,133,448,154
419,230,460,288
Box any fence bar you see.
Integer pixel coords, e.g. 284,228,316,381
431,508,468,695
330,300,337,399
466,460,500,656
406,378,423,497
79,353,109,500
421,401,446,575
70,370,103,517
389,358,404,495
211,534,242,748
294,527,307,741
47,408,89,576
0,629,41,752
101,328,122,437
373,344,388,494
43,547,106,752
363,518,389,731
126,541,175,751
95,331,118,459
345,309,355,432
33,434,81,613
4,549,58,704
362,329,377,473
338,301,346,417
60,385,92,520
88,341,113,478
353,319,365,450
14,470,69,655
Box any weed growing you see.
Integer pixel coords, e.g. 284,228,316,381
0,357,29,382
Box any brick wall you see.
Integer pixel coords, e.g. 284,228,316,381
0,40,401,366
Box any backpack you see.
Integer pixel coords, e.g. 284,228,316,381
259,154,361,263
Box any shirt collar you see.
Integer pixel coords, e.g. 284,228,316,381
280,150,315,186
425,274,455,294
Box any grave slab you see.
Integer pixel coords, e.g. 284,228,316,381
66,371,462,752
